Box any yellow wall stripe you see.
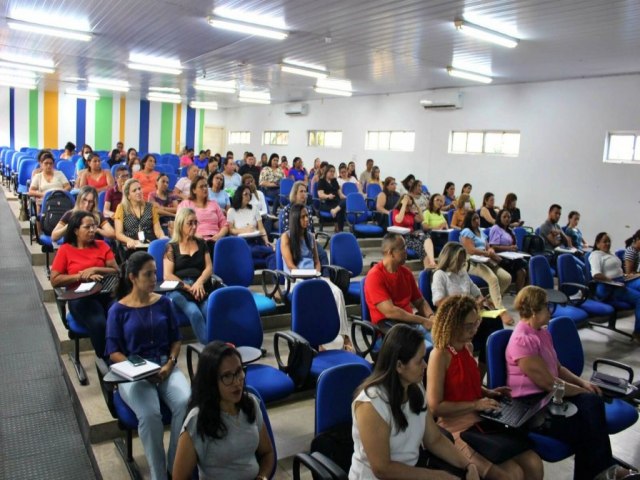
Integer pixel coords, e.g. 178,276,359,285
174,104,182,154
43,90,58,148
119,96,126,146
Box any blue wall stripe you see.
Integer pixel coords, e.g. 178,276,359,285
139,99,150,154
9,88,15,150
185,106,196,150
76,98,86,149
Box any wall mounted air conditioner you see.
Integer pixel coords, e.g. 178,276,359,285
284,102,309,116
420,92,463,110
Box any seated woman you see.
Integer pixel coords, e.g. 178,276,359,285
422,193,449,231
108,148,122,167
77,153,114,193
106,251,190,480
442,181,457,212
589,232,640,343
427,295,542,480
172,342,274,480
148,173,180,236
281,203,352,350
397,174,415,196
502,193,523,227
174,164,199,200
51,185,115,242
392,194,436,269
242,173,268,216
375,176,400,228
508,286,631,479
451,194,472,229
114,179,166,257
178,176,228,252
461,183,476,210
258,153,284,213
350,323,480,480
207,171,231,211
409,179,429,214
337,162,361,191
50,211,118,357
432,242,502,372
164,208,213,344
489,210,527,292
460,211,514,326
104,166,129,219
317,164,347,232
75,144,93,174
228,185,273,267
29,152,71,211
479,192,498,228
623,229,640,275
127,153,141,175
133,154,160,201
288,156,308,183
60,141,75,160
564,211,589,251
368,165,382,188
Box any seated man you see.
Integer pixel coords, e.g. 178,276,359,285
539,203,575,250
364,233,435,343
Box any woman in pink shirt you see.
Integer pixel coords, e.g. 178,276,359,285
506,286,623,480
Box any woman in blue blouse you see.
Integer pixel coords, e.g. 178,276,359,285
106,251,190,480
460,210,514,326
288,156,308,183
565,211,589,251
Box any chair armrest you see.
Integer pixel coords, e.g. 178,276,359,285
593,358,634,383
186,343,205,381
350,320,381,358
322,264,353,277
95,358,116,418
261,269,290,300
292,453,334,480
310,452,348,480
273,330,316,388
211,273,224,288
273,330,310,370
315,231,330,249
559,282,589,306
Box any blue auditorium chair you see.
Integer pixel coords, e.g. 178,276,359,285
341,182,359,197
329,232,365,302
346,193,383,237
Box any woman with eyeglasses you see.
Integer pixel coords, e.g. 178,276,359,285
427,295,542,480
28,151,71,210
172,341,275,480
164,208,213,344
51,185,115,242
50,211,118,358
106,251,190,480
177,176,229,246
207,171,231,211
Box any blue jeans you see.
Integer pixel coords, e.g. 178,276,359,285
68,294,112,357
118,366,190,480
596,283,640,333
382,320,433,348
167,287,208,344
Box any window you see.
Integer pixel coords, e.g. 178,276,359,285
308,130,343,148
228,131,251,145
262,130,289,146
605,133,640,163
365,130,415,152
449,130,520,156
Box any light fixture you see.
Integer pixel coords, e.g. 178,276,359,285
66,88,100,99
314,78,353,96
147,92,182,104
238,90,271,104
281,61,328,79
149,86,180,94
446,66,492,84
7,18,92,42
454,19,519,48
0,75,37,89
0,68,36,80
88,77,130,92
194,79,236,94
0,52,54,68
208,11,288,40
0,60,55,74
189,101,218,110
128,53,182,75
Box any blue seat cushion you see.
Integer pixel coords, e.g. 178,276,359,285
309,351,371,379
605,398,639,434
353,225,384,236
114,392,172,429
577,299,614,317
347,281,361,299
527,432,573,462
67,313,89,336
551,305,589,323
245,365,294,403
609,299,633,310
470,275,488,289
39,234,54,248
252,292,277,315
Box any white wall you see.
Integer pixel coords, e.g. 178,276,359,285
220,75,640,247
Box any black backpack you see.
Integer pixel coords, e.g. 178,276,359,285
41,191,74,236
522,234,546,255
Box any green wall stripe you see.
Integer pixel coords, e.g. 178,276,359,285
28,89,38,147
160,103,173,153
198,109,204,151
94,96,113,151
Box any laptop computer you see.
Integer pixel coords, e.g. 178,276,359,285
480,392,553,428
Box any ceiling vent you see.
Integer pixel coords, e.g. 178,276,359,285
420,92,463,110
284,102,309,116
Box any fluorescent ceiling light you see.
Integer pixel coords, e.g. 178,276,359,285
149,86,180,93
454,19,519,48
194,79,236,94
0,52,54,68
314,87,352,97
208,16,288,40
213,7,287,28
66,88,100,99
0,60,54,74
281,63,328,79
128,53,182,75
314,77,353,96
189,101,218,110
0,79,37,89
88,77,130,92
128,63,182,75
446,66,492,84
147,92,182,104
0,68,36,79
238,90,271,104
7,19,92,41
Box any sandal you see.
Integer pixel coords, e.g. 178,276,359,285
343,335,355,353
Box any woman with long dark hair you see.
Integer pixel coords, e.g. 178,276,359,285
133,153,160,201
350,324,479,479
479,192,498,228
376,176,400,227
172,342,274,480
317,164,347,232
442,181,457,212
502,193,523,227
623,229,640,275
564,211,589,251
489,209,527,292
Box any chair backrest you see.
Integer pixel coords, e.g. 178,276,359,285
166,172,177,190
18,159,37,186
366,183,381,200
514,226,527,251
486,329,513,389
97,190,106,213
615,249,625,264
346,193,369,225
341,182,359,197
206,286,263,347
148,238,170,282
275,238,284,270
279,178,294,197
529,255,554,288
448,229,461,243
446,209,454,225
418,270,434,309
292,279,340,347
57,160,76,182
213,236,254,287
548,316,584,376
556,253,587,295
330,232,363,277
244,385,277,479
315,363,372,435
359,277,370,322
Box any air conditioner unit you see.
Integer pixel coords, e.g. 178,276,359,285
284,102,309,116
420,92,463,110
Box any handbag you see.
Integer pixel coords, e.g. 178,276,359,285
460,420,532,465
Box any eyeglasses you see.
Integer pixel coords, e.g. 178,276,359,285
117,174,130,180
219,367,245,386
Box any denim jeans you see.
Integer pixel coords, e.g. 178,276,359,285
596,283,640,333
68,293,112,357
167,287,208,343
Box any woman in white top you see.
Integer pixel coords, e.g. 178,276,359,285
228,186,274,268
589,232,640,343
350,323,479,480
29,152,71,209
241,173,268,216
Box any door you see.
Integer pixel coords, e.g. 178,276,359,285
203,126,224,154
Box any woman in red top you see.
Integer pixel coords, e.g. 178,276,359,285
133,154,160,201
77,153,114,193
427,295,542,480
391,194,436,268
50,211,119,358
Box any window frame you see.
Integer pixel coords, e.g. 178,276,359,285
228,131,251,145
262,130,289,146
307,130,343,148
365,130,415,152
448,130,521,156
604,132,640,164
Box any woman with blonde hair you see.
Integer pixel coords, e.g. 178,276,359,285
51,185,115,242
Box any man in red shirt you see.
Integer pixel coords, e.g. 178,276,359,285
365,233,435,343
